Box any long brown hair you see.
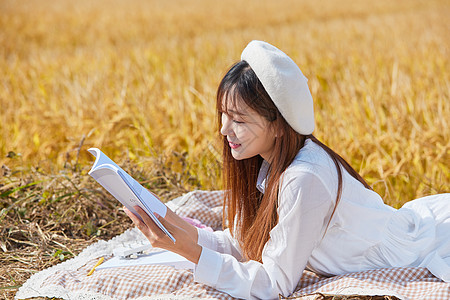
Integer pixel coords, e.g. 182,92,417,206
217,61,372,262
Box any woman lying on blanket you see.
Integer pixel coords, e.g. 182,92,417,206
124,40,450,299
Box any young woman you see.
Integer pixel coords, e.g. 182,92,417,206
125,40,450,299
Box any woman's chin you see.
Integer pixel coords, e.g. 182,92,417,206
231,154,243,160
230,150,245,160
231,150,256,161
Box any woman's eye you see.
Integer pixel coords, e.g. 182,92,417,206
233,120,244,124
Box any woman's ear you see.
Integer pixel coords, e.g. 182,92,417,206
270,122,283,138
271,121,283,138
275,130,284,138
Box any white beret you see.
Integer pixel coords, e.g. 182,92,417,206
241,40,315,135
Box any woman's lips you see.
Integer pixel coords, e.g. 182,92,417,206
228,141,241,149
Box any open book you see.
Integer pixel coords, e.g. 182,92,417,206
96,244,194,271
88,148,175,243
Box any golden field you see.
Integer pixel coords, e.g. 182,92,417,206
0,0,449,297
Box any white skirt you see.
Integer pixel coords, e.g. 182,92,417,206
380,193,450,282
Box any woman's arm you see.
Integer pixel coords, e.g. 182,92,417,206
125,190,244,262
197,226,244,261
125,171,333,298
195,172,334,299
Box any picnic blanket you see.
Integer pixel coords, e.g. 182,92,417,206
15,190,450,300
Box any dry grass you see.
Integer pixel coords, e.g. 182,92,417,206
0,0,449,299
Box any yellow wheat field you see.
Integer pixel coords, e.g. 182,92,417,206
0,0,449,206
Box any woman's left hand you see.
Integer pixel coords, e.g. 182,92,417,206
124,206,202,264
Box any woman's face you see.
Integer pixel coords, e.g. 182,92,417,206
220,97,277,162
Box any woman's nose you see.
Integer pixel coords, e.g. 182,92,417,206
220,114,233,136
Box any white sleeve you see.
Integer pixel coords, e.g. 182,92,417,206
194,171,334,299
197,227,244,261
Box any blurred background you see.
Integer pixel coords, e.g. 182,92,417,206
0,0,449,297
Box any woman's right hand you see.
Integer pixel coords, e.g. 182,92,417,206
147,190,200,242
124,206,202,264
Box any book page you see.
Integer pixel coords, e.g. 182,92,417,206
88,166,143,216
88,148,167,218
88,148,174,242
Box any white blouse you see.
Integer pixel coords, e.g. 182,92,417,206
193,139,450,299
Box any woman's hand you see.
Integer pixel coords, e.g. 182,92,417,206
124,206,202,264
147,191,199,242
164,207,199,241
